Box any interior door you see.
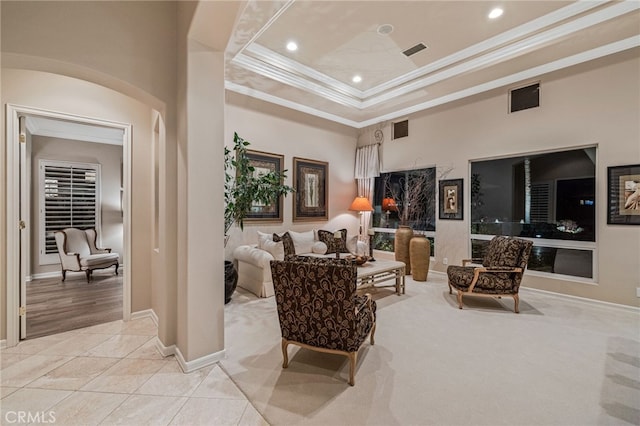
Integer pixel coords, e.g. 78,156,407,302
18,115,28,339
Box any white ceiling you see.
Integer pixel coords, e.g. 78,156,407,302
225,0,640,128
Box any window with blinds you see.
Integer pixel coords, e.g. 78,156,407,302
39,160,101,264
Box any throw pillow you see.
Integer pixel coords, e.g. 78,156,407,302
262,239,285,261
256,231,273,250
317,229,350,254
273,232,295,257
312,241,328,254
288,230,315,254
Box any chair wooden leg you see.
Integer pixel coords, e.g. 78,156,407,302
370,321,376,346
85,270,91,283
281,339,289,368
448,283,452,294
457,291,464,309
348,352,357,386
115,262,119,275
513,294,520,313
61,269,66,281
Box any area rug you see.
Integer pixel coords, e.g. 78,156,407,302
221,273,640,426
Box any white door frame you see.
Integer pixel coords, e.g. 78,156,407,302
5,104,132,347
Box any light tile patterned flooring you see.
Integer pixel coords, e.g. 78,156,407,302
0,317,267,425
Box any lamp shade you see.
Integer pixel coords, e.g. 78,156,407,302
349,196,373,212
382,197,397,211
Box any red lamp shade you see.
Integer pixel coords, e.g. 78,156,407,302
382,197,397,212
349,196,373,212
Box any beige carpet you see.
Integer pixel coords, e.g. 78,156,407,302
222,273,640,426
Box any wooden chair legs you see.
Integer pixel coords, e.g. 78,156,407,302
281,339,290,368
455,290,520,313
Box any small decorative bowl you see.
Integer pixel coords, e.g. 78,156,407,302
347,255,369,265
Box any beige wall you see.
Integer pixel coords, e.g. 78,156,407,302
1,1,178,345
0,68,154,338
29,136,124,277
359,51,640,307
224,94,360,255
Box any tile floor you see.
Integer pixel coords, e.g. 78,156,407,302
0,317,267,425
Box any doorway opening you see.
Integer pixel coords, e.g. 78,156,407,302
5,105,132,345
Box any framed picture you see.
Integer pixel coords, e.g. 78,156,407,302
293,157,328,221
244,150,285,223
439,178,463,220
607,164,640,225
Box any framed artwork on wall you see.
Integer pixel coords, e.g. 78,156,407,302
293,157,328,221
607,164,640,225
439,178,463,220
244,150,285,223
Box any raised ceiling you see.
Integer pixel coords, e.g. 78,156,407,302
225,0,640,128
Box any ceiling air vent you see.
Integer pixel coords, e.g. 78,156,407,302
510,82,540,113
402,43,427,57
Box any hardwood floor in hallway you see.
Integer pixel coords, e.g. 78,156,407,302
26,272,123,339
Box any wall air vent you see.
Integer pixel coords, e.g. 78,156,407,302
510,82,540,113
393,120,409,140
402,43,427,57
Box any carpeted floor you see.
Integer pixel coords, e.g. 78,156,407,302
222,272,640,426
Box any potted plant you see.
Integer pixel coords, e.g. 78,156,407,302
223,132,294,303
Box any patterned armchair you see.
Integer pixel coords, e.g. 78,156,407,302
447,236,533,313
270,257,376,386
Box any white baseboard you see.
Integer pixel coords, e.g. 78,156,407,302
0,339,7,349
175,346,226,373
155,337,177,358
27,271,61,281
130,309,159,326
521,287,640,313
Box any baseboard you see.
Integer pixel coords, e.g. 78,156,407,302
521,287,640,313
155,337,177,358
27,271,61,281
0,339,7,349
130,309,159,326
175,346,226,373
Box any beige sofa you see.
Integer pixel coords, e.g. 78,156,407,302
233,229,365,298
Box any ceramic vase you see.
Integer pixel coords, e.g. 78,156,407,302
224,260,238,304
394,225,413,275
410,235,431,281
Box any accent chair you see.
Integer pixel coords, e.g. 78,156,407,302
54,228,120,282
446,236,533,313
270,256,376,386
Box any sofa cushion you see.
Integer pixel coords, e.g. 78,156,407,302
317,229,350,254
483,236,524,269
256,231,273,249
273,232,296,257
262,239,285,261
312,241,328,254
80,253,119,267
288,230,315,254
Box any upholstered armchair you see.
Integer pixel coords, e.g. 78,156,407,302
447,236,533,313
54,228,120,282
270,257,376,386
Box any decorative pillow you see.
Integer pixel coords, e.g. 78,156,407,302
288,230,315,254
256,231,273,250
312,241,328,254
262,239,285,261
317,229,350,254
345,235,360,255
273,232,295,257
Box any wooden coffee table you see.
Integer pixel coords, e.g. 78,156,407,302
355,259,406,295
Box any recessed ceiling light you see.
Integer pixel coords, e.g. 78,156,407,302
286,41,298,51
352,75,362,83
377,24,394,35
488,8,503,19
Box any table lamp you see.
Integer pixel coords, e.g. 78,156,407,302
381,197,397,227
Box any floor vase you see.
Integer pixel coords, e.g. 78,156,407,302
410,235,430,281
394,225,413,275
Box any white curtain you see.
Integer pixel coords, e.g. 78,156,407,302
354,144,380,246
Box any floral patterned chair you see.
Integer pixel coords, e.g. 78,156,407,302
446,236,533,313
270,256,376,386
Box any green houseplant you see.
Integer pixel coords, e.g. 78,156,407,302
223,132,294,302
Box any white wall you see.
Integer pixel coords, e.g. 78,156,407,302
360,51,640,307
225,93,359,257
29,135,124,276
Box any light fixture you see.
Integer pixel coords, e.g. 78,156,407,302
381,197,397,228
352,75,362,83
286,41,298,51
349,196,373,251
488,8,503,19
